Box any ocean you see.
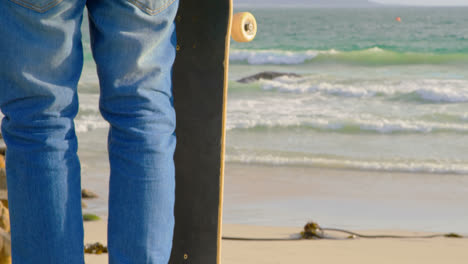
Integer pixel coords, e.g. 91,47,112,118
227,7,468,174
37,7,468,232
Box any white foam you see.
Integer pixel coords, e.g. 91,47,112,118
75,114,108,133
226,154,468,174
366,47,385,53
261,78,374,97
416,87,468,103
226,94,468,134
259,77,468,103
0,113,106,134
356,118,468,133
227,114,468,133
230,49,330,65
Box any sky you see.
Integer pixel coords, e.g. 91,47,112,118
235,0,468,6
375,0,468,5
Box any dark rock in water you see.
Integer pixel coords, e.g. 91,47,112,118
82,189,98,199
237,71,302,83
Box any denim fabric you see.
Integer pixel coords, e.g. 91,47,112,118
0,0,178,263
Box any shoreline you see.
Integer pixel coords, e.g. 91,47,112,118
83,162,468,263
78,153,468,234
223,163,468,234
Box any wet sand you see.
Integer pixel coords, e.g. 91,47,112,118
82,162,468,263
223,163,468,233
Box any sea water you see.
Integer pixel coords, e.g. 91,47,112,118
77,7,468,230
226,7,468,174
76,7,468,174
7,7,468,231
221,7,468,232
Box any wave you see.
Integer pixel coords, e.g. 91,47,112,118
226,89,468,134
259,77,468,103
70,111,468,135
75,114,108,133
75,93,107,133
226,117,468,134
230,47,468,66
230,49,336,65
226,154,468,175
0,101,106,134
74,100,468,135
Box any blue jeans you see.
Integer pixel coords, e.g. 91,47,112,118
0,0,178,263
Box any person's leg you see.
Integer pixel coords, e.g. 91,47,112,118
0,1,86,263
86,0,178,263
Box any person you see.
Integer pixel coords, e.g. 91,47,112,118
0,0,179,263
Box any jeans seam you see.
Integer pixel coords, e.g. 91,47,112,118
9,0,63,13
127,0,176,15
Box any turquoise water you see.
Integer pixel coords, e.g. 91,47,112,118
224,7,468,174
76,8,468,174
232,7,468,54
73,8,468,229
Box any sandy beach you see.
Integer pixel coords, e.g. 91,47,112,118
80,162,468,263
222,163,468,233
82,161,468,234
84,220,468,264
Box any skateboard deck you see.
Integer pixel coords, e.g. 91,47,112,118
170,1,256,263
169,0,232,263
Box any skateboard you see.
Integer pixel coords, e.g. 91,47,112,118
169,0,256,263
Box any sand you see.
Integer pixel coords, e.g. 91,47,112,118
80,163,468,263
83,220,468,264
222,163,468,233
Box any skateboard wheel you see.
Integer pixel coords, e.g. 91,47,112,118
231,12,257,42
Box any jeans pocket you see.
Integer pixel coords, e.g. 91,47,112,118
9,0,63,12
127,0,176,15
